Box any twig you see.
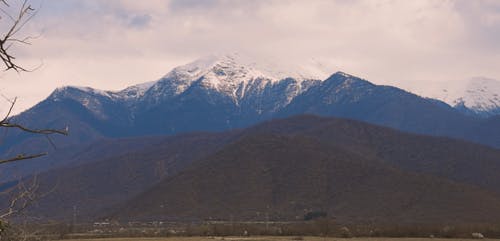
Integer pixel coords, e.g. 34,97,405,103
0,0,37,72
0,122,69,135
0,175,39,219
0,96,69,137
0,152,46,165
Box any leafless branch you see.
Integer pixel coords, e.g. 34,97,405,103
0,0,10,7
0,175,39,219
0,174,57,240
0,122,69,135
0,1,64,238
0,96,68,136
0,153,46,165
0,0,37,72
0,97,68,164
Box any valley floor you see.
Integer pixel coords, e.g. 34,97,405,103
56,237,500,241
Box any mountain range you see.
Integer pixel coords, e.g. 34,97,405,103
7,115,500,225
1,54,500,225
1,54,499,180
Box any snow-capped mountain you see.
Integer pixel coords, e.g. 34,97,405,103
6,55,500,193
50,81,155,105
47,54,322,122
3,54,500,162
408,77,500,117
452,78,500,117
141,54,320,107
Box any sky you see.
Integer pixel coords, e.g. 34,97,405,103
1,0,500,113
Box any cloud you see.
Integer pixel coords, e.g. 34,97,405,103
168,0,221,11
128,14,152,29
452,0,500,51
1,0,499,113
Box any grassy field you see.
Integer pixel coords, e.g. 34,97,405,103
57,237,500,241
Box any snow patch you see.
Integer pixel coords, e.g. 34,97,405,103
114,81,156,100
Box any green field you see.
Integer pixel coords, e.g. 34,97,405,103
57,237,500,241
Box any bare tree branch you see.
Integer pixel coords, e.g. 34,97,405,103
0,175,39,219
0,122,69,136
0,153,46,165
0,0,37,72
0,96,68,165
0,96,69,138
1,95,16,122
0,2,66,239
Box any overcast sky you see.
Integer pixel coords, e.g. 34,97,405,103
1,0,500,113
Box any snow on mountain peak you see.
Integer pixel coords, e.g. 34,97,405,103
453,77,500,114
162,53,329,85
163,54,278,83
51,81,155,102
49,54,333,111
115,81,156,101
51,86,113,100
335,71,352,78
148,53,325,105
407,77,500,116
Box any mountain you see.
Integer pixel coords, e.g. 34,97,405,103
409,77,500,117
134,54,320,135
277,73,500,147
452,77,500,117
2,55,500,179
13,115,500,224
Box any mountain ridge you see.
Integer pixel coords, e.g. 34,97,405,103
2,55,500,180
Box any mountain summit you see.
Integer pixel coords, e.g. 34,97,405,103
142,54,319,107
49,54,323,109
451,77,500,117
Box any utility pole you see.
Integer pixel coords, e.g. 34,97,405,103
230,214,234,235
72,205,77,233
265,212,269,234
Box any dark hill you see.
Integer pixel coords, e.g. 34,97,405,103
115,133,500,224
12,115,500,224
15,132,236,221
246,116,500,194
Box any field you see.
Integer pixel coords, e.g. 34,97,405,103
57,237,500,241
